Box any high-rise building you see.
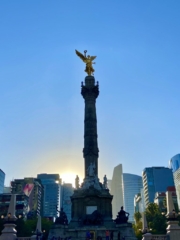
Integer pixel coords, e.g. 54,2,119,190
107,179,112,191
122,173,142,222
169,154,180,209
134,188,145,214
0,169,5,194
142,167,174,207
3,186,11,193
0,193,29,218
11,177,43,217
154,186,178,212
110,164,124,219
37,173,61,218
169,154,180,173
60,183,74,222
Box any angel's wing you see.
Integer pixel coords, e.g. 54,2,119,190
75,50,86,61
90,56,96,61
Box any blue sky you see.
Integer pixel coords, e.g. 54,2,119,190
0,1,180,185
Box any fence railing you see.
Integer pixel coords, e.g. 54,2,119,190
143,235,168,240
16,238,31,240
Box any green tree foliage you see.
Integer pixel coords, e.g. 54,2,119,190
145,203,167,234
134,211,142,223
133,212,142,240
0,217,52,240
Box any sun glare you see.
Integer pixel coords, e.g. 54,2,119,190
61,172,82,187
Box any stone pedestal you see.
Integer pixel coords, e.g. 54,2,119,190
0,223,17,240
48,223,137,240
142,233,152,240
166,220,180,240
69,185,114,229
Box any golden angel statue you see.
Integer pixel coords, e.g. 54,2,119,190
75,50,96,76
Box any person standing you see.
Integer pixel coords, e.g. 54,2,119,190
117,232,120,240
86,230,91,240
110,231,113,240
105,230,110,240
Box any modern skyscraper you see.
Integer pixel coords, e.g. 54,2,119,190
37,174,61,219
134,188,145,214
122,173,143,222
169,154,180,209
0,169,5,194
110,164,124,219
134,193,141,213
0,193,29,218
142,167,174,207
60,183,74,222
169,154,180,173
107,179,112,191
11,177,43,217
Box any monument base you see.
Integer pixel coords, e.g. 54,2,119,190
48,223,137,240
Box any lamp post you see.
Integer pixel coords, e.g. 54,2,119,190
36,229,42,240
0,194,17,240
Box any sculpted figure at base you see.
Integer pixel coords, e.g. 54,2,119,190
55,207,68,225
75,50,96,76
87,162,95,177
114,206,129,224
75,175,80,189
103,174,108,189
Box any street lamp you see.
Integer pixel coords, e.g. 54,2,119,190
172,209,176,219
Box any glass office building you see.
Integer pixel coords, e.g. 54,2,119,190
60,183,74,222
122,173,143,222
0,169,5,194
169,154,180,173
37,174,61,218
169,154,180,209
142,167,174,207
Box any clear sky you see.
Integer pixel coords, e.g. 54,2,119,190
0,1,180,186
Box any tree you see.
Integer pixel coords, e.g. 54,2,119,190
133,212,142,240
134,211,142,223
145,203,166,234
15,217,53,239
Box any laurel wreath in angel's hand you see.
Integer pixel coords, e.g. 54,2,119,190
75,50,96,75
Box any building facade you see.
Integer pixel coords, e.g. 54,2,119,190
154,186,178,212
142,167,174,208
11,177,43,217
169,154,180,173
0,169,5,194
172,168,180,209
169,154,180,209
0,193,29,218
110,164,124,219
122,173,143,222
134,188,145,214
37,173,61,219
60,183,74,222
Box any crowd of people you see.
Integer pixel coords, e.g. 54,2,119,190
49,230,126,240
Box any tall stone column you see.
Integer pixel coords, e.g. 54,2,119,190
81,75,99,178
